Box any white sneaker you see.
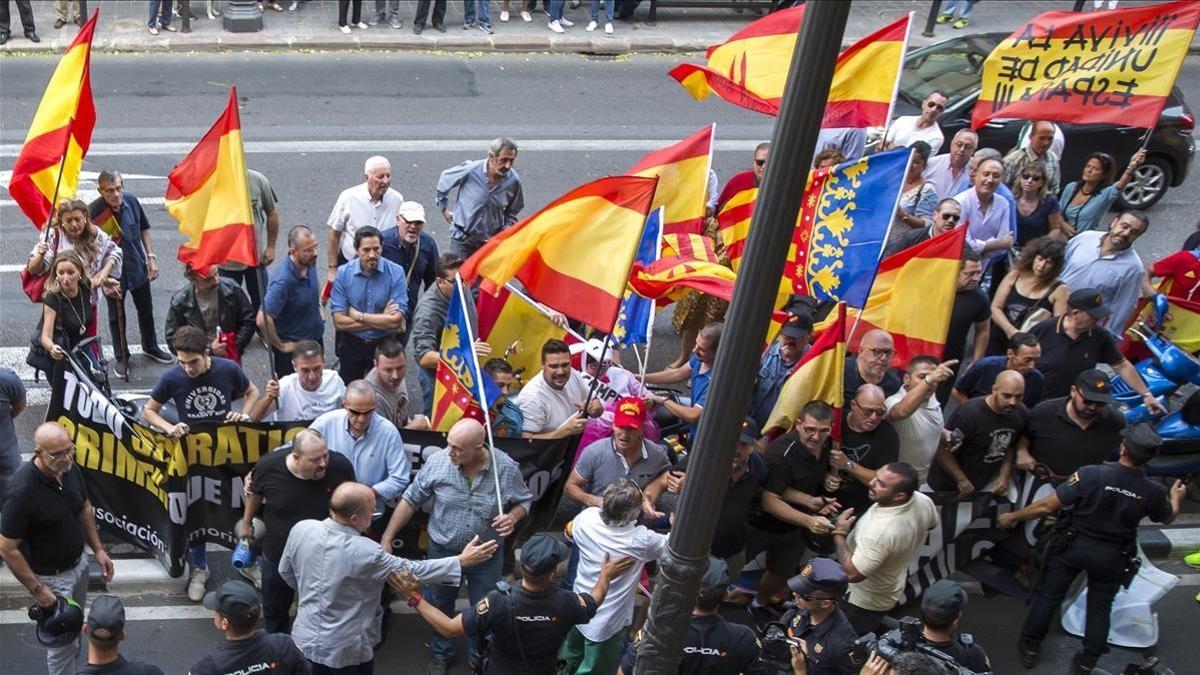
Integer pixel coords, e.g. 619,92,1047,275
187,567,210,602
356,21,368,29
604,22,613,34
500,9,509,21
586,20,597,31
238,561,263,590
560,16,574,27
548,20,564,33
520,10,532,21
339,24,351,33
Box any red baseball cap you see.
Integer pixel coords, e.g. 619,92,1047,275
613,397,646,429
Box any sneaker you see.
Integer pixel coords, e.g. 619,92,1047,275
560,16,574,27
1017,638,1039,669
586,20,596,31
161,23,177,32
187,567,210,602
462,21,474,29
500,9,509,21
433,22,447,32
367,12,383,25
520,10,532,21
935,13,953,24
356,21,369,29
148,25,159,35
604,22,613,34
952,18,969,29
427,657,449,675
339,24,352,33
478,23,493,34
113,359,128,379
1184,549,1200,569
54,18,66,29
548,20,564,33
143,347,175,364
238,561,263,590
390,17,403,29
412,23,424,33
288,1,298,12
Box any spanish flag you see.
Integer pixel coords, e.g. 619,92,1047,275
166,88,257,275
628,254,738,306
848,226,967,367
476,283,584,390
717,185,757,271
7,11,98,228
1125,289,1200,359
763,303,846,437
461,175,658,332
973,1,1200,129
669,9,910,126
629,125,715,255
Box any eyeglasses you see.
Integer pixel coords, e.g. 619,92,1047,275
1020,172,1044,181
852,400,887,417
43,446,74,461
754,158,767,167
940,213,961,222
862,346,894,359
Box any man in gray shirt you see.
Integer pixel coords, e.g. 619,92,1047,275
435,137,524,259
280,482,498,673
411,254,471,415
0,367,26,505
563,397,672,511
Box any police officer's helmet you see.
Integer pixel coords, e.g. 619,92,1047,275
28,594,84,647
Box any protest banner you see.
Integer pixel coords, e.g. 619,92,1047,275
48,362,578,577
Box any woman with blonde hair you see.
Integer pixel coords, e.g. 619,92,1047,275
28,251,99,373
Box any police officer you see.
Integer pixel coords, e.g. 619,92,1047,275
918,580,991,674
999,423,1187,674
779,557,860,675
620,558,763,674
389,533,634,675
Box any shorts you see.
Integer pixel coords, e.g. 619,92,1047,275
743,525,808,576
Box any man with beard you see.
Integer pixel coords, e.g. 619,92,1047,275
952,331,1044,407
367,340,429,430
831,385,900,518
261,226,324,377
928,370,1027,495
250,340,345,422
923,129,977,201
1060,211,1150,335
1016,369,1125,478
842,329,901,402
886,356,958,483
516,339,603,439
884,198,962,257
934,250,992,406
436,137,525,258
381,201,439,345
330,226,408,382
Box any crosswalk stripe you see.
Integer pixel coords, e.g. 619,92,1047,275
0,344,165,383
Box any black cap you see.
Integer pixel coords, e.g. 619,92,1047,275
700,557,730,590
780,310,814,338
787,557,848,597
1067,288,1110,319
520,533,569,575
203,580,260,619
739,417,760,445
86,595,125,638
1121,422,1163,454
1074,369,1114,403
921,579,967,616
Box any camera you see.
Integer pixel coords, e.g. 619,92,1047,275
850,617,979,675
756,622,802,671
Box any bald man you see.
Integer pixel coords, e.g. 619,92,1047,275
281,482,497,673
1,422,114,675
833,384,901,518
844,330,902,401
928,370,1028,495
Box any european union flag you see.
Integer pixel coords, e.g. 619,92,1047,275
612,207,663,348
804,148,910,308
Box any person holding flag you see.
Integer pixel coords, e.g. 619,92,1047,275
514,339,602,440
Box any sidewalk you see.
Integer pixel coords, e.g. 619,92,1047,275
0,0,1191,55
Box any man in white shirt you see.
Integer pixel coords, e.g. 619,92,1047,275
830,462,938,636
954,157,1013,262
885,356,957,482
250,340,346,422
562,477,668,675
515,339,603,439
884,90,948,155
326,156,404,278
923,129,978,200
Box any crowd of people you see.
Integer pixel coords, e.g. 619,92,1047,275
0,87,1196,675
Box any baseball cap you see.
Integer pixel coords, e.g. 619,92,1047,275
398,201,426,223
780,310,814,339
921,579,967,616
86,595,125,640
613,396,646,429
520,533,569,575
203,580,260,619
782,294,819,318
1121,422,1163,454
787,557,848,597
1067,288,1110,319
1074,369,1114,403
738,417,759,445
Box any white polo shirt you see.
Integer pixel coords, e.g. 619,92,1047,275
885,116,945,155
847,491,938,612
884,387,943,483
327,183,404,261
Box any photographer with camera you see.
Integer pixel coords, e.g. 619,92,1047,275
999,423,1187,674
918,580,991,674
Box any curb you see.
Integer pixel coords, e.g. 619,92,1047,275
1139,526,1200,561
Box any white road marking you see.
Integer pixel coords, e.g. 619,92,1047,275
1163,527,1200,552
0,169,168,207
0,344,167,385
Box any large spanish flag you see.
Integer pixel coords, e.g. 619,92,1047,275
629,125,715,255
166,88,257,275
7,11,98,228
973,1,1200,129
717,185,757,271
763,303,847,437
669,9,910,126
848,226,967,367
461,175,658,332
476,283,584,390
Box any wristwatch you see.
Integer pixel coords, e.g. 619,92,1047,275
845,459,857,472
407,593,423,608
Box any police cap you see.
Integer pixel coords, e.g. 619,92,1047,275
520,533,570,575
786,557,847,597
920,579,967,616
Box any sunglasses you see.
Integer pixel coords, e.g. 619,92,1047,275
1020,172,1044,181
941,213,961,222
852,400,887,417
754,158,767,167
346,407,376,417
925,101,946,111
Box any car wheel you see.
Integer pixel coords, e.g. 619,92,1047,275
1118,156,1172,210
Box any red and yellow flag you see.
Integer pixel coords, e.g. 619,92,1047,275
847,227,967,367
629,126,715,256
716,185,757,271
669,8,909,126
461,175,658,332
763,303,847,437
7,11,98,228
628,255,738,306
973,1,1200,129
476,284,584,390
166,88,257,275
431,359,485,431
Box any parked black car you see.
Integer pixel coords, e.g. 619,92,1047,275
891,33,1195,209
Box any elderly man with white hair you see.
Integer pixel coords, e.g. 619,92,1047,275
326,156,404,281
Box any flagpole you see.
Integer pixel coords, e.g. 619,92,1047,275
456,274,505,517
879,12,915,150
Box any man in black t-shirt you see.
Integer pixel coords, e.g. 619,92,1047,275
936,250,991,406
842,330,902,402
831,384,900,517
242,429,356,633
143,325,260,434
929,370,1027,495
190,580,310,675
1016,369,1125,478
78,595,165,675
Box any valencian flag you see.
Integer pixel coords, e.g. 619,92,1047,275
166,88,257,275
669,8,910,126
628,126,715,256
7,11,98,228
613,208,664,348
789,149,911,308
848,226,968,368
476,283,584,391
763,303,847,437
432,278,504,431
461,175,658,332
973,1,1200,130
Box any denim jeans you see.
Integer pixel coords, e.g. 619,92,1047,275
419,365,435,417
942,0,977,19
589,0,612,22
424,540,503,661
464,0,491,25
261,555,297,633
549,0,565,21
106,280,160,360
147,0,172,27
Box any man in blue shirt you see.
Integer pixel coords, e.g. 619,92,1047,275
435,137,524,259
330,226,408,383
747,305,812,431
261,225,324,377
644,321,723,441
952,331,1045,407
381,201,439,346
91,170,174,374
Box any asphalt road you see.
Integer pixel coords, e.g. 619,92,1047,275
2,51,1199,674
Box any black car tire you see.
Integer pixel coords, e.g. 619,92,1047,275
1119,155,1173,210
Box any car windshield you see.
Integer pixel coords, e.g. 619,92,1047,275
898,35,1000,108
